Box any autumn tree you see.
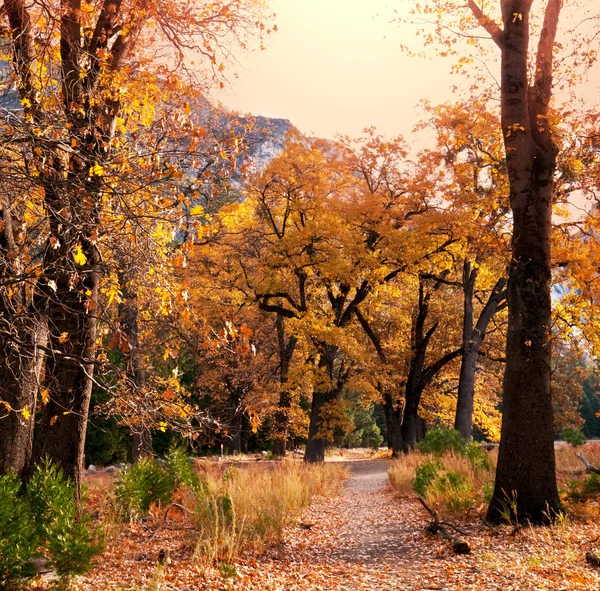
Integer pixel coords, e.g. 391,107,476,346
0,0,271,492
403,0,576,522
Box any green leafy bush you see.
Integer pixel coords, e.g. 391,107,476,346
114,458,173,520
417,426,466,456
560,427,587,448
412,461,442,497
0,461,103,590
464,441,492,471
164,447,201,493
0,472,39,587
583,472,600,496
412,460,476,512
114,449,201,520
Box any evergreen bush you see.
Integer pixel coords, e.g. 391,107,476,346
0,460,103,589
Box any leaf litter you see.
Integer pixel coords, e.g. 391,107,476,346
58,460,600,591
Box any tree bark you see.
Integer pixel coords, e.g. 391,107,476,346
454,262,507,439
0,316,48,476
0,198,49,476
119,284,154,462
304,390,331,463
401,278,461,452
26,256,99,498
383,392,404,458
479,0,562,524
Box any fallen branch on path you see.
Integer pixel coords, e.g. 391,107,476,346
418,498,471,555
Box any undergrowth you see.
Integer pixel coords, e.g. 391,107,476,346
192,462,347,564
388,428,494,516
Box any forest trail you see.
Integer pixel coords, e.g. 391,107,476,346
280,459,600,591
79,458,600,591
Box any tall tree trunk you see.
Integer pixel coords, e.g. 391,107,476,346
477,0,562,524
119,286,154,462
454,262,507,439
0,316,48,476
382,392,403,458
400,278,461,452
27,252,99,498
304,390,332,463
0,200,49,476
304,344,344,463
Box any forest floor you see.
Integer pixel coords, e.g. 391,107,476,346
70,455,600,591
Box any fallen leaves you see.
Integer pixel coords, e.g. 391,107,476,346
66,459,600,591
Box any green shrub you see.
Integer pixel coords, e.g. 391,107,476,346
417,426,466,456
114,450,201,520
429,470,474,512
583,472,600,496
114,458,173,520
0,461,102,590
464,441,492,471
0,472,39,588
27,460,103,582
164,447,201,493
560,427,587,448
412,461,442,497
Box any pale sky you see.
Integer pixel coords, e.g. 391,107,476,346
217,0,458,140
216,0,600,142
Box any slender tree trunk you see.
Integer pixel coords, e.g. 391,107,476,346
119,284,153,462
228,411,242,455
454,263,506,439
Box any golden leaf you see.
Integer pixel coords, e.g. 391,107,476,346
73,245,87,266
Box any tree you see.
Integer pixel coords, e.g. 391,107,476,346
0,0,271,494
404,0,567,522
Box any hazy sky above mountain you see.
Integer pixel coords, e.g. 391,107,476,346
217,0,458,140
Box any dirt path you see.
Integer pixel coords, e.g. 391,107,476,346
283,460,600,591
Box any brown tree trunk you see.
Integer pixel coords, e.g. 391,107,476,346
454,262,506,440
0,198,49,476
0,317,48,476
401,278,461,452
119,283,154,462
26,236,99,499
383,392,403,458
480,0,562,524
304,390,331,463
304,344,345,463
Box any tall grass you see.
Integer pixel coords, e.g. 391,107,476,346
388,451,495,516
193,462,346,564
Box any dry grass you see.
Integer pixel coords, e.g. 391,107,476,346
192,461,347,565
388,450,495,516
555,441,600,473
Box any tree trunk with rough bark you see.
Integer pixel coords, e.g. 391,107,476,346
454,262,507,440
469,0,563,524
401,278,462,452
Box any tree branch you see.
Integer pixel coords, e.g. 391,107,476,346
467,0,503,49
